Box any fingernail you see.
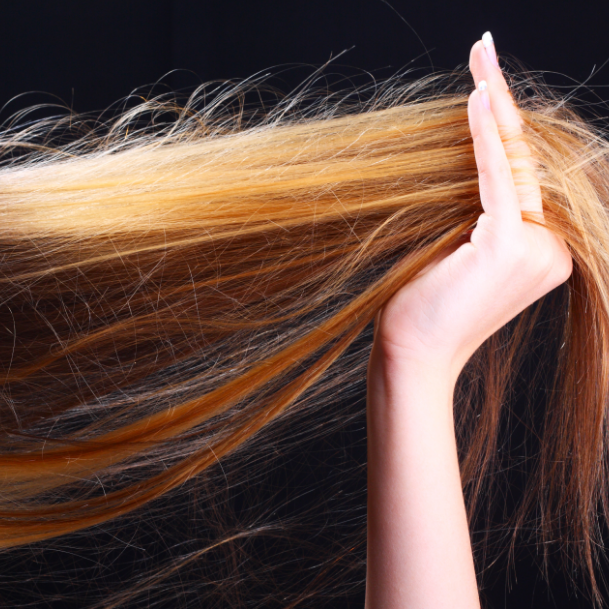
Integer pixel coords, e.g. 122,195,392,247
479,80,490,110
482,31,500,69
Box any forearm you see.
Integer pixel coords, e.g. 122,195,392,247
365,345,480,609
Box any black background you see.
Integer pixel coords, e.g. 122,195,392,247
1,1,609,608
3,0,609,117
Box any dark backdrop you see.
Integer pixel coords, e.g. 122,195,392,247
3,0,609,116
1,1,609,608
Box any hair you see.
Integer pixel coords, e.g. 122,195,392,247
1,65,609,607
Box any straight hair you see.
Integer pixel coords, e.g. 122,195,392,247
1,69,609,605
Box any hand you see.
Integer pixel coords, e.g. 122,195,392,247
373,38,573,383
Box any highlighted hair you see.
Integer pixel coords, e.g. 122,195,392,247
1,71,609,604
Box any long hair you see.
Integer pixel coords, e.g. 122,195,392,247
1,67,609,606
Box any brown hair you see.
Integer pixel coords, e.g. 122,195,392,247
1,70,609,605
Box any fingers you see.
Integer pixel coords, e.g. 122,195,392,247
469,39,518,135
467,83,522,229
469,35,543,216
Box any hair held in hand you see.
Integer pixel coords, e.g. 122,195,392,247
1,67,609,604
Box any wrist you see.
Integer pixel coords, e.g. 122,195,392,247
367,341,458,425
369,337,463,393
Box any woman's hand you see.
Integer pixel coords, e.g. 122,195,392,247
374,37,573,383
365,35,574,609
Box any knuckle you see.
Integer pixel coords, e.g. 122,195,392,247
495,161,513,182
552,250,574,285
534,244,573,289
472,131,485,153
472,124,496,148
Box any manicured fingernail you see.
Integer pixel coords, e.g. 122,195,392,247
482,31,499,69
479,80,490,110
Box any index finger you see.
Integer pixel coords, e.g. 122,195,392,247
469,35,543,216
468,81,522,230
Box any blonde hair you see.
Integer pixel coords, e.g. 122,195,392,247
1,70,609,605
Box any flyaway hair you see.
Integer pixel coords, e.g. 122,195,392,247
1,68,609,606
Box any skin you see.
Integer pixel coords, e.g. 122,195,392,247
365,38,573,609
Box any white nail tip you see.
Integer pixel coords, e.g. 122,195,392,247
482,31,494,48
479,80,488,92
